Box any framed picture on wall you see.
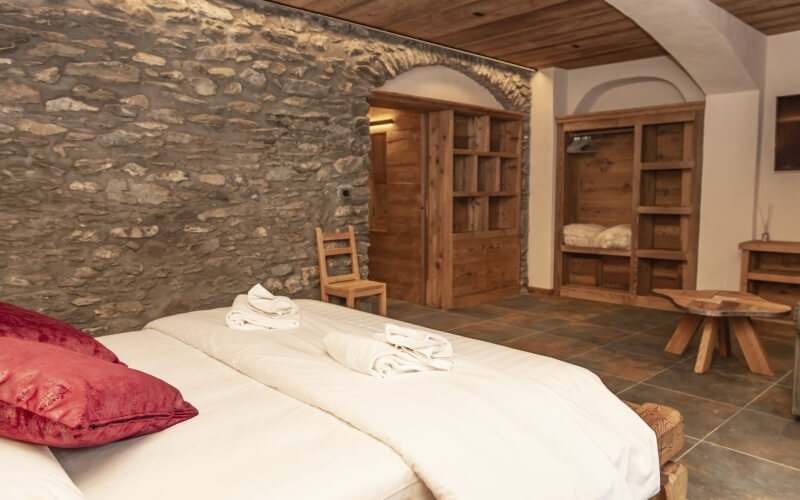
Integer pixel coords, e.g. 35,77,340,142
775,94,800,171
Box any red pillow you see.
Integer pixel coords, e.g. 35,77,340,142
0,302,122,364
0,337,198,448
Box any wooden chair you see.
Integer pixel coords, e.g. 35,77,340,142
314,225,387,316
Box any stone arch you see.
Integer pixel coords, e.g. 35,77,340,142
377,66,503,110
362,42,531,112
573,76,689,114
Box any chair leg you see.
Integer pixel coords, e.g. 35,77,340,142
345,293,355,310
320,290,329,303
378,289,387,317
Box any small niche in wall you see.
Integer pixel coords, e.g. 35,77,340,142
775,94,800,171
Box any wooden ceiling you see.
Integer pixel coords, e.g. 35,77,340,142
272,0,800,70
710,0,800,35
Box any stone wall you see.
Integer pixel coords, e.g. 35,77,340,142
0,0,532,334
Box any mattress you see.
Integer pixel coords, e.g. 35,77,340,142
145,300,660,500
53,329,431,500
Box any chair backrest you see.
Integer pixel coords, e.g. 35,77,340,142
315,225,361,286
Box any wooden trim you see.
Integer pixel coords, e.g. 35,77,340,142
369,91,525,120
553,122,566,295
560,245,631,257
557,101,705,125
425,110,454,308
559,285,678,311
739,240,800,253
526,286,555,295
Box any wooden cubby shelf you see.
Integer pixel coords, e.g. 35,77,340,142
740,240,800,325
637,206,692,215
555,102,704,310
561,245,631,257
428,105,523,309
453,148,518,158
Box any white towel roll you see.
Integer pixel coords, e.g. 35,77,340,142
323,331,440,378
247,283,298,317
226,295,300,330
376,324,455,371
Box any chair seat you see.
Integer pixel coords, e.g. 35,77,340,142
326,279,385,295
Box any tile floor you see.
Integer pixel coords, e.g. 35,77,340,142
385,293,800,500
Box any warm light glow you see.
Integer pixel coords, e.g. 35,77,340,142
369,118,394,127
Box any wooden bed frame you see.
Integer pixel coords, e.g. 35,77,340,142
627,402,688,500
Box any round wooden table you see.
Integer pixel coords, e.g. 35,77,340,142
654,289,792,376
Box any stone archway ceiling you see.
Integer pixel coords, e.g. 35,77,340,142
604,0,766,94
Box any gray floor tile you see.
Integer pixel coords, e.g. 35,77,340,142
495,311,569,332
504,332,597,361
681,442,800,500
707,409,800,469
646,359,772,407
606,332,695,363
568,347,675,382
450,320,534,344
405,311,481,332
546,321,634,345
750,385,795,420
386,301,435,320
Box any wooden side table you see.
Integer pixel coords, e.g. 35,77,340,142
654,289,792,376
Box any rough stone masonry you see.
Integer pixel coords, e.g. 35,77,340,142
0,0,532,334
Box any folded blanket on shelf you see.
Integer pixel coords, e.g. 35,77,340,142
323,330,450,378
246,283,298,317
225,295,300,330
376,324,455,371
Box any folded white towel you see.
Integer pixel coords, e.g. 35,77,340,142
247,284,298,317
375,324,455,371
225,295,300,330
323,331,446,378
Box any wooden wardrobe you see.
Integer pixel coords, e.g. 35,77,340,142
367,91,524,309
554,102,705,310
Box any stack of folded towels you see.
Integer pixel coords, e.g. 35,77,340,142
225,284,301,330
323,324,455,378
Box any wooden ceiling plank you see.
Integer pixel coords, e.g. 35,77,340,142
291,0,371,11
389,0,575,40
500,30,659,62
460,16,632,56
532,45,665,70
436,0,615,47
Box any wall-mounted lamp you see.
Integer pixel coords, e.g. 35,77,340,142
369,118,394,127
566,134,598,154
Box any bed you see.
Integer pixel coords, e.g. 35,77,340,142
5,300,686,499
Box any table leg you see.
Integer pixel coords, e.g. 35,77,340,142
717,319,731,358
694,317,719,374
729,317,774,376
665,314,704,355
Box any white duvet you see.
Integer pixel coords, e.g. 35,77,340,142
147,300,660,500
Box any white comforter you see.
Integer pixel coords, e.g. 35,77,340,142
147,300,660,500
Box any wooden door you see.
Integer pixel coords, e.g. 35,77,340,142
367,108,426,304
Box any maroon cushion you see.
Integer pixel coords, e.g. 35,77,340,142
0,337,198,448
0,302,122,364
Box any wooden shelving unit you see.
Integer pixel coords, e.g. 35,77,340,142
428,107,523,308
740,240,800,325
554,102,705,310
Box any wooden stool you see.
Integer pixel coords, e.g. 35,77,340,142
625,401,687,500
655,289,791,376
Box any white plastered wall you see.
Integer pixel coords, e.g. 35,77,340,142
697,91,761,289
755,30,800,241
528,68,567,289
377,65,503,109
